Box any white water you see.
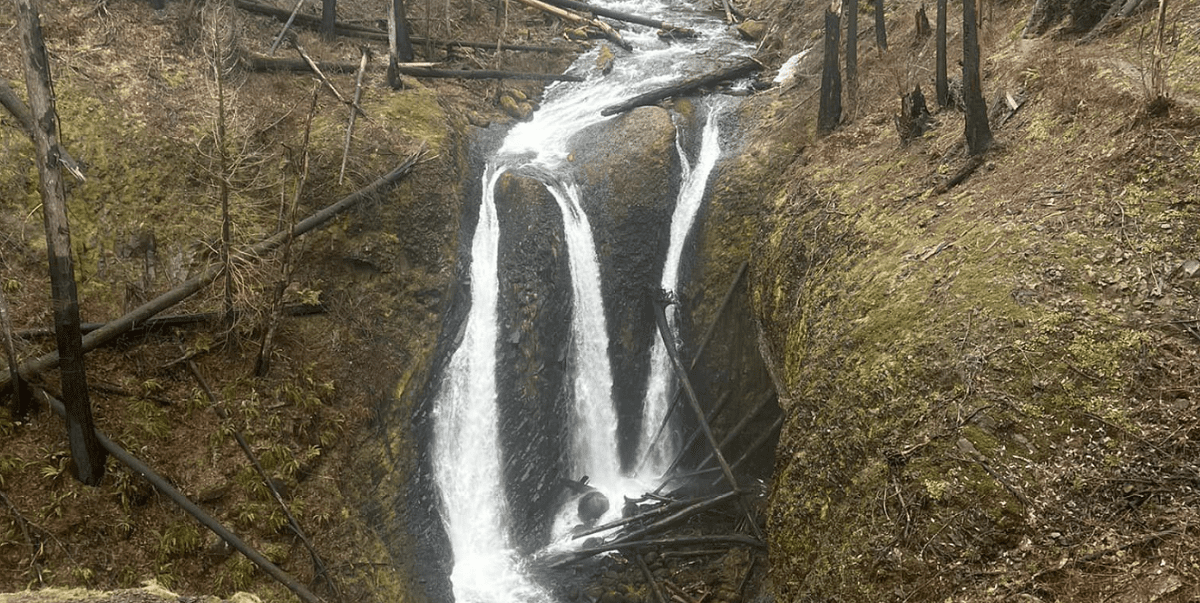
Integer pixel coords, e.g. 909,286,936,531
546,180,622,487
429,1,751,600
635,99,729,478
432,167,554,603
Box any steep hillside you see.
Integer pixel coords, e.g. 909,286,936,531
733,0,1200,600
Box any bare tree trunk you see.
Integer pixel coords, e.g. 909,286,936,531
936,0,949,107
845,0,858,116
962,0,992,154
914,4,931,42
387,0,415,88
212,14,235,349
874,0,887,50
0,288,33,418
320,0,337,41
818,5,842,135
16,0,106,486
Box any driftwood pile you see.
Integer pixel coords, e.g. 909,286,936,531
537,267,777,601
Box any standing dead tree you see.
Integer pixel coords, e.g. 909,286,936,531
874,0,887,50
16,0,106,485
320,0,337,41
962,0,992,155
936,0,949,107
845,0,858,117
818,4,842,135
386,0,415,88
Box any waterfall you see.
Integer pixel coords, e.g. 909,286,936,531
546,180,621,486
636,99,729,478
431,166,553,603
427,0,751,599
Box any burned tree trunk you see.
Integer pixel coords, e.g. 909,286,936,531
320,0,337,41
16,0,106,485
895,84,932,142
962,0,992,155
936,0,949,107
387,0,415,88
914,4,931,43
818,6,842,135
845,0,858,114
874,0,887,50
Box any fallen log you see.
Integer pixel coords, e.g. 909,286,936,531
243,51,362,73
614,489,740,544
635,262,747,472
600,57,760,116
694,392,775,471
14,303,325,340
572,493,712,540
538,0,693,33
635,553,668,603
655,392,733,483
0,79,84,182
511,0,632,51
390,66,584,81
233,0,575,53
0,154,422,392
36,388,323,603
548,533,764,567
652,291,739,494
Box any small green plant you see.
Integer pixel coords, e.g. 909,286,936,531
158,521,203,558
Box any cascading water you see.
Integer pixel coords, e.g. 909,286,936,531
545,180,621,487
636,99,730,478
428,1,752,599
432,166,554,603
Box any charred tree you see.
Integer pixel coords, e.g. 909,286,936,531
16,0,106,485
895,84,932,142
914,4,931,43
387,0,415,88
845,0,858,114
874,0,887,50
962,0,992,155
818,5,842,135
936,0,949,107
320,0,337,41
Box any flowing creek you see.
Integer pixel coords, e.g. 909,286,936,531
426,3,752,600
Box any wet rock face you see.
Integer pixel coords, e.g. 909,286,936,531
567,106,681,469
493,171,574,553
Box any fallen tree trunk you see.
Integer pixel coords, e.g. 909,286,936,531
538,0,692,33
390,66,584,81
510,0,632,50
694,392,774,472
614,490,740,544
14,303,325,340
0,154,421,392
600,58,760,116
652,292,739,494
233,0,574,53
548,533,764,567
635,262,747,472
243,51,362,73
36,388,323,603
0,78,84,181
